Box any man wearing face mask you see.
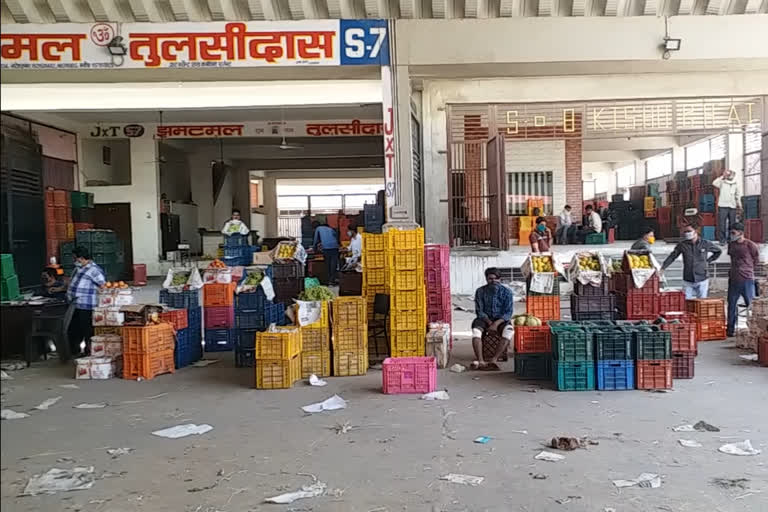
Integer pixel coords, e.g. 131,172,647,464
660,224,722,299
471,268,515,371
631,227,656,252
67,246,106,356
725,223,759,337
343,228,362,268
529,217,553,253
712,170,741,245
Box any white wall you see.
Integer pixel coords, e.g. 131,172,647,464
81,137,162,276
80,138,131,185
190,156,214,230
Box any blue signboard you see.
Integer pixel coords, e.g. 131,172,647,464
339,19,390,66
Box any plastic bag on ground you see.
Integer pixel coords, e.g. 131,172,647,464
302,395,347,413
265,481,326,504
151,424,213,439
22,467,95,496
1,409,30,420
535,451,565,462
439,474,484,486
718,440,761,456
612,473,661,489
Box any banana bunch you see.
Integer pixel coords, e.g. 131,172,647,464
628,254,652,269
532,256,553,272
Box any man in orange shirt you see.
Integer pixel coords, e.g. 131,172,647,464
530,217,553,253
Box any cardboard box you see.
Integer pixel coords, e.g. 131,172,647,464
252,251,274,265
121,304,163,326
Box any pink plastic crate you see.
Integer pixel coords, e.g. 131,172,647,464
204,306,234,328
427,306,452,325
424,245,450,290
426,288,451,309
382,356,437,394
424,244,450,269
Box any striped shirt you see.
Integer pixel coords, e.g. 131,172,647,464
67,262,106,310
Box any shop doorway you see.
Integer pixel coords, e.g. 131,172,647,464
93,203,133,281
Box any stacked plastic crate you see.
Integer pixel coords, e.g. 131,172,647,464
122,323,175,380
254,327,302,389
300,304,331,378
75,229,121,282
424,245,451,325
362,233,388,362
159,289,202,365
388,228,426,357
635,325,673,390
513,322,552,380
571,264,614,322
686,298,726,342
742,195,763,243
525,255,560,322
272,260,305,305
223,233,251,266
332,297,368,376
234,287,286,367
44,189,75,263
659,312,697,379
203,282,236,352
551,323,595,391
363,203,384,234
158,307,197,369
593,325,635,390
0,254,21,301
614,273,660,320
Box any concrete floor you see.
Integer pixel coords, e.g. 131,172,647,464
2,305,767,512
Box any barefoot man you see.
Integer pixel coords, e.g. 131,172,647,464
471,267,515,370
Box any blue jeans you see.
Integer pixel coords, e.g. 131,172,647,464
683,280,709,299
323,249,339,284
727,279,755,335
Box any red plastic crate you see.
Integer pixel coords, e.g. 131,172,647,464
73,222,94,232
53,206,69,222
659,290,685,314
159,308,188,331
54,222,68,240
514,325,551,354
203,283,235,307
745,219,763,243
53,189,68,206
758,336,768,367
697,318,726,341
424,244,450,269
382,356,437,394
204,306,235,328
618,293,659,320
658,206,671,226
636,360,672,390
425,267,450,290
526,295,560,322
698,213,715,227
661,322,696,353
613,273,660,296
686,299,725,320
671,352,695,379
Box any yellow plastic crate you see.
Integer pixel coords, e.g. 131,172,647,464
387,228,424,251
255,328,302,359
644,196,656,211
294,301,329,329
364,267,387,286
332,326,367,351
390,288,425,312
362,233,387,252
333,296,367,327
390,309,426,332
388,249,424,271
333,349,368,376
301,350,331,378
255,355,301,389
389,269,423,291
391,348,427,358
300,326,330,352
363,284,387,299
391,329,426,356
362,250,387,269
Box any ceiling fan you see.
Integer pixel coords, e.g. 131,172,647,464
268,107,303,151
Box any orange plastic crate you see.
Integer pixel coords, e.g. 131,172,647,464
661,322,696,352
333,349,368,376
332,326,367,351
122,323,175,354
54,223,68,240
255,355,300,389
300,326,330,352
203,283,235,307
255,328,302,359
697,318,727,341
686,298,725,320
301,350,331,378
514,325,552,354
53,189,68,206
158,309,188,331
636,360,672,390
122,350,175,380
332,296,367,327
526,295,561,322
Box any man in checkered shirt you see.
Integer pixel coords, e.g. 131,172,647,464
67,245,106,356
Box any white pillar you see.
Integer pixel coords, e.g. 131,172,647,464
262,175,278,238
190,155,214,229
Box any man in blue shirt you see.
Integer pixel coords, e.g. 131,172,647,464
67,245,106,356
313,222,340,284
471,267,515,370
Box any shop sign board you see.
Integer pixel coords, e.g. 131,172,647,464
381,65,396,202
0,19,389,70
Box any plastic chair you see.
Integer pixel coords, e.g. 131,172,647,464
368,293,390,362
25,302,75,366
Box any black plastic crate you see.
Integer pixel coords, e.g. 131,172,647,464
236,309,266,330
235,328,259,349
514,353,552,380
273,278,304,303
272,260,305,279
635,328,672,360
572,310,615,322
571,294,615,313
235,288,267,311
224,233,248,247
551,329,593,362
71,208,93,223
573,280,610,296
159,289,200,309
234,344,255,368
593,328,634,360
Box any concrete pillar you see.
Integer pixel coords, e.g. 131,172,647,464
262,174,278,238
231,165,251,225
190,155,214,229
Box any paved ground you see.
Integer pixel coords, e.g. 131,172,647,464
2,306,767,512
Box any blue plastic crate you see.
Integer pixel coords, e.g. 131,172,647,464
224,233,248,247
514,353,552,380
234,344,255,368
159,289,200,309
204,328,235,352
554,361,596,391
702,226,716,241
742,195,760,220
265,302,286,326
188,306,202,331
235,328,259,349
699,194,715,213
175,328,202,368
235,288,267,311
596,360,635,390
235,309,266,330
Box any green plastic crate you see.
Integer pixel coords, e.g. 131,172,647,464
585,232,607,244
92,252,118,267
1,274,21,301
553,361,596,391
70,191,89,209
552,329,593,361
76,229,117,246
0,254,15,279
635,328,672,360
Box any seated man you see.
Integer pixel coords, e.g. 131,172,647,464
471,267,515,370
40,267,67,300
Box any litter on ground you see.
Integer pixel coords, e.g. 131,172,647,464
265,481,327,504
718,440,761,456
152,424,213,439
73,403,108,409
1,409,30,420
59,384,79,389
0,370,11,380
34,396,63,410
535,451,565,462
106,447,133,458
449,364,466,373
22,466,95,496
191,359,219,367
474,436,491,444
679,439,703,448
612,473,661,489
308,374,327,387
421,390,449,401
694,420,720,432
439,473,484,486
301,395,347,413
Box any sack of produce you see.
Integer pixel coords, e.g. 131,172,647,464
162,267,203,291
622,250,661,289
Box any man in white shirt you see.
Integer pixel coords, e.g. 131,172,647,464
348,229,362,261
712,170,741,245
221,209,250,236
585,204,603,234
555,205,573,245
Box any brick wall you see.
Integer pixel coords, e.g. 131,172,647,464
565,139,583,212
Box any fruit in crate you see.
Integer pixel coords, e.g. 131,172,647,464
170,272,190,286
628,254,652,269
577,255,600,271
208,259,227,269
104,281,129,289
299,286,335,301
513,314,542,327
532,256,553,272
243,271,263,286
276,244,296,259
612,260,622,272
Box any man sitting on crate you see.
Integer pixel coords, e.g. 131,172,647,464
471,267,515,371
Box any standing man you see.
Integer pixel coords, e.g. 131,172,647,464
712,170,741,245
556,205,572,245
471,268,515,371
726,223,759,337
631,227,656,252
660,224,722,299
314,222,340,284
530,217,553,253
221,208,250,236
67,246,106,356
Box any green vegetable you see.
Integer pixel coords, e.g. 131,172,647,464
299,286,335,301
244,271,263,286
171,272,189,286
